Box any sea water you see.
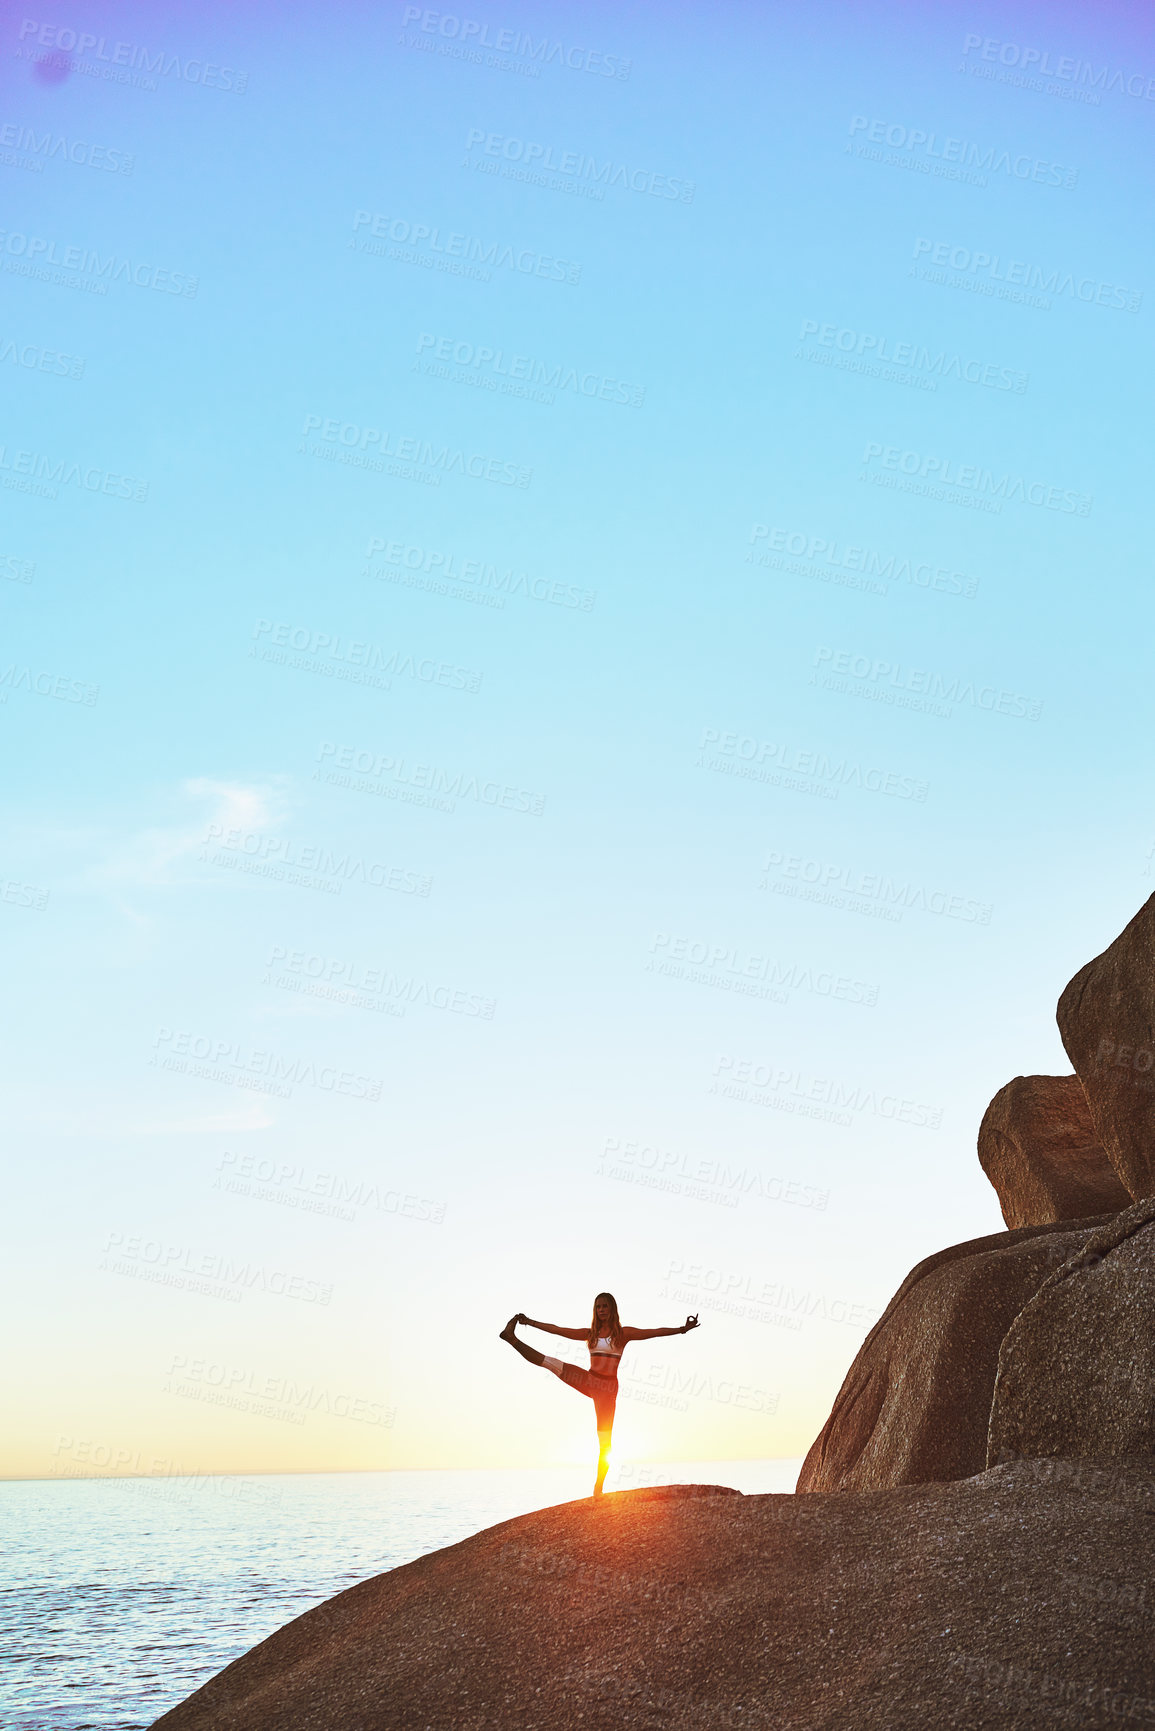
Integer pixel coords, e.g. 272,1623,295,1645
0,1458,802,1729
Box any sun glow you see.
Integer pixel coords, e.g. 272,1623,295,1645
552,1425,602,1468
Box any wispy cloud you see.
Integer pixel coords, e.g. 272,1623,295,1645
92,777,289,890
3,777,292,898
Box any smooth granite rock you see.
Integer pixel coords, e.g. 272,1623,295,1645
796,1215,1114,1494
977,1073,1129,1229
1058,892,1155,1199
151,1459,1155,1731
988,1198,1155,1469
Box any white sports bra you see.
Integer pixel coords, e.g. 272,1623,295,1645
591,1334,622,1358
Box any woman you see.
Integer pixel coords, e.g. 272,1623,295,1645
500,1293,700,1496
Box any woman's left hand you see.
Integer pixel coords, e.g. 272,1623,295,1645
683,1314,700,1332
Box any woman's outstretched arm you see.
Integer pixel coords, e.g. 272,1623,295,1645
622,1315,700,1341
517,1314,587,1340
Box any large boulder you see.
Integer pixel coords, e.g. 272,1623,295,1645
977,1073,1129,1228
1058,892,1155,1199
797,1215,1113,1493
988,1198,1155,1468
151,1461,1155,1731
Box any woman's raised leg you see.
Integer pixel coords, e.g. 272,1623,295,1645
501,1322,617,1495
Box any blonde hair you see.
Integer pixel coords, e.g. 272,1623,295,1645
588,1292,624,1350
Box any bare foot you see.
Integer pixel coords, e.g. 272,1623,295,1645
499,1316,519,1343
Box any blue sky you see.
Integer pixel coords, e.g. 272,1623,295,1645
4,0,1154,1479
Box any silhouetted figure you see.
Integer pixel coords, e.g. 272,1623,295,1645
501,1292,700,1495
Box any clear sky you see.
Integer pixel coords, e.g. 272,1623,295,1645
4,0,1154,1481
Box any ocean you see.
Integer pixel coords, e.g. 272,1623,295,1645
1,1457,802,1729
